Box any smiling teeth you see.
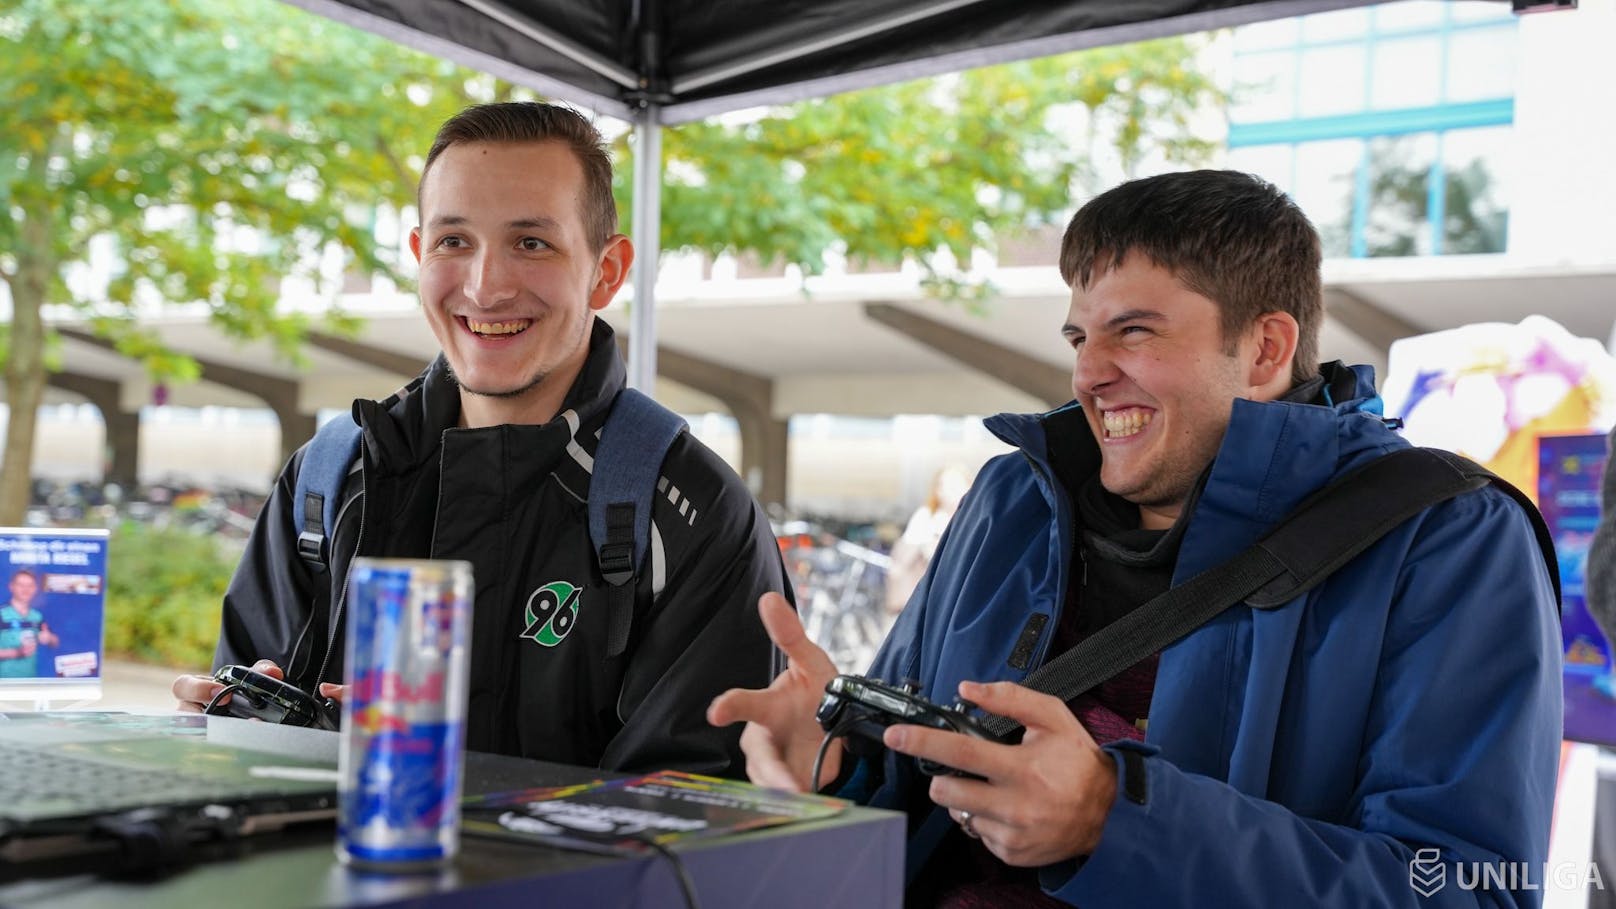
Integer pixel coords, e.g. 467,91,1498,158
467,319,531,335
1102,410,1152,438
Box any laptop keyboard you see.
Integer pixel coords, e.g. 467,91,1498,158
0,740,300,818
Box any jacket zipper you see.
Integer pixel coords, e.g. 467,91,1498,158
1017,449,1071,675
314,452,365,686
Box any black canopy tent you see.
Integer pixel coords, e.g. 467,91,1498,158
283,0,1388,390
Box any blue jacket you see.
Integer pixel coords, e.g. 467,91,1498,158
858,364,1563,907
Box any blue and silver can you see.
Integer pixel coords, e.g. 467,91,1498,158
337,558,473,871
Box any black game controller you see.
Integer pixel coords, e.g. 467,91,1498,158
815,674,998,776
206,665,342,731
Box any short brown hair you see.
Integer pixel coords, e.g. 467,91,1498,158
419,102,618,252
1059,170,1323,384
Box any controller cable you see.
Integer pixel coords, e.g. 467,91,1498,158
637,837,703,909
201,682,247,716
811,716,863,796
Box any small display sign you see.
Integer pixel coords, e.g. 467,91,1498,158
0,527,110,703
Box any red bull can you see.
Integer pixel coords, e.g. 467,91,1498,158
337,558,473,870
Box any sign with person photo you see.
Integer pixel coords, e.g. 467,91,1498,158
0,528,110,702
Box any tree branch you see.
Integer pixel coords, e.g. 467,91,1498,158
373,134,414,191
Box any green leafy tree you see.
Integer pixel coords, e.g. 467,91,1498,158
626,37,1222,291
2,0,1222,526
0,0,487,523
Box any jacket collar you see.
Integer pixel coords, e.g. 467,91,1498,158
985,361,1397,571
355,317,628,473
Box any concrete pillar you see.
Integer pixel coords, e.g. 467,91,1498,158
103,408,141,490
733,403,790,510
623,339,790,510
58,328,315,469
45,370,140,489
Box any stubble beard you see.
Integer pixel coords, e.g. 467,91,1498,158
446,363,551,400
441,308,593,401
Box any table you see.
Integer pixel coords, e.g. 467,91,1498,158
0,717,905,909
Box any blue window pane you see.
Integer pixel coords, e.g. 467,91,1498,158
1298,45,1368,117
1371,36,1442,110
1445,27,1518,103
1294,139,1362,258
1364,132,1438,257
1441,126,1511,254
1232,51,1297,122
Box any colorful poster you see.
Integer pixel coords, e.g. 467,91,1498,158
1383,315,1616,503
1538,434,1614,746
0,528,109,699
463,769,847,855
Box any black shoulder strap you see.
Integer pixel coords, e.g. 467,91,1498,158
980,447,1557,740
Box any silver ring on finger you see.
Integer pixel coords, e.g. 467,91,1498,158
959,810,981,839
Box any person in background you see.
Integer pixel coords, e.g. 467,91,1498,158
884,465,971,614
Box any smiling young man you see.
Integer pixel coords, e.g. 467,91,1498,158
710,170,1562,906
174,103,789,776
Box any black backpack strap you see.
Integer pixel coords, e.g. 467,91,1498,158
980,447,1556,741
589,388,687,659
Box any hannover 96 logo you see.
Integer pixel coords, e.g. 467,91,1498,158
521,581,581,647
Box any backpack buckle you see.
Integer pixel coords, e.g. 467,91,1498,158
296,531,326,572
598,541,634,586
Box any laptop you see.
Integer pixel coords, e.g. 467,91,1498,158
0,711,339,878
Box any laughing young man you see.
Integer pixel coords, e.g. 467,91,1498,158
174,103,789,776
710,171,1562,906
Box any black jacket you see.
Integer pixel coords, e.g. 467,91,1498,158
215,319,788,776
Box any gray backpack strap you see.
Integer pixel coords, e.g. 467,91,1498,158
292,417,362,574
589,388,687,658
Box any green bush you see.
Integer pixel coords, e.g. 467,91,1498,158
105,522,241,669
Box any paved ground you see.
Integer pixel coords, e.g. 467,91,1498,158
101,659,187,710
0,659,185,711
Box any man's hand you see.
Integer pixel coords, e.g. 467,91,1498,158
19,638,36,657
38,627,58,649
707,592,841,792
171,658,285,713
884,680,1118,867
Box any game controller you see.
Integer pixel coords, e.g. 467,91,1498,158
814,674,997,776
207,664,342,731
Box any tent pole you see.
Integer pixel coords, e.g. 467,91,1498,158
629,109,662,394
